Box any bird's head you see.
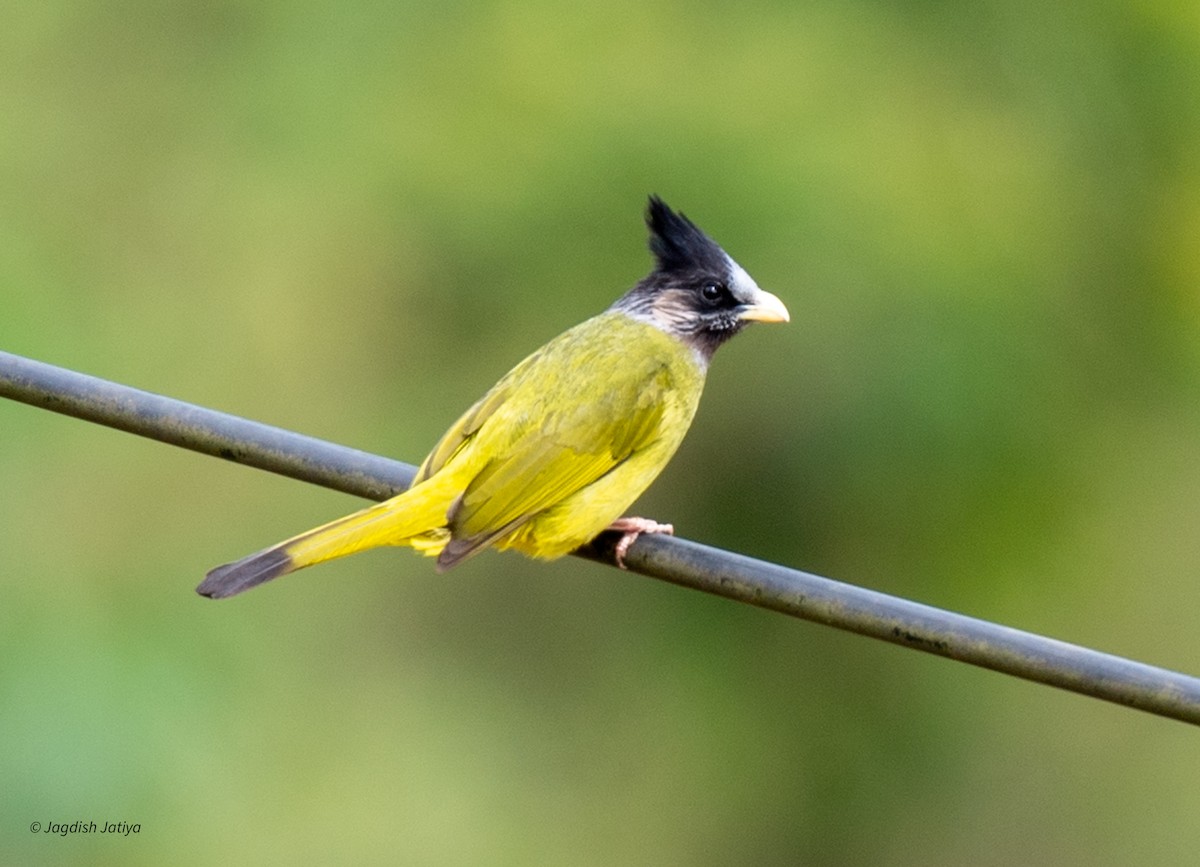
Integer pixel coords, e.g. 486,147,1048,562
613,196,789,362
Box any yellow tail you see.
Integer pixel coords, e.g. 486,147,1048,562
197,477,456,599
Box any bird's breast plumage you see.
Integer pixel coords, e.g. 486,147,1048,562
417,310,707,565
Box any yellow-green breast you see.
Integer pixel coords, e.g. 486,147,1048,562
416,309,707,564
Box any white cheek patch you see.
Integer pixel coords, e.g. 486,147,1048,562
725,254,761,302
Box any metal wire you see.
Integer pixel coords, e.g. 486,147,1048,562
4,347,1200,726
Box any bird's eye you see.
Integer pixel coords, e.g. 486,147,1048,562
700,282,725,305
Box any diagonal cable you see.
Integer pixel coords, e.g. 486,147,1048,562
3,348,1199,726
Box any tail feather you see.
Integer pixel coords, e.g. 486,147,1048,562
198,478,456,599
197,547,293,599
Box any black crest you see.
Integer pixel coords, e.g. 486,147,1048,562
645,196,728,276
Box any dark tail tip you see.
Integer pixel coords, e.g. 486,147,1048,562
197,547,295,599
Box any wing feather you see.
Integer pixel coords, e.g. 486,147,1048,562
411,312,702,568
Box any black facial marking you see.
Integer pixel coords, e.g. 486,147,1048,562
611,197,756,360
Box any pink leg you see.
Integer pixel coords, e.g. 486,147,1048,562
607,517,674,569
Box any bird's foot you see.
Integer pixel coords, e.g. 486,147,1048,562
607,517,674,569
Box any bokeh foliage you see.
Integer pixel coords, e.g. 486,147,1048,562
3,1,1199,863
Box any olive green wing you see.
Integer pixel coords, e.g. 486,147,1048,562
436,355,678,567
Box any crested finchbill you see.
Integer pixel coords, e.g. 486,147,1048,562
198,196,788,599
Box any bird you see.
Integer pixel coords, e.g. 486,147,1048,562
197,196,788,599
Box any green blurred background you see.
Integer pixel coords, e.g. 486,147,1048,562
3,1,1199,863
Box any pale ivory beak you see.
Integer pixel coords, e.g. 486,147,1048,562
737,289,790,323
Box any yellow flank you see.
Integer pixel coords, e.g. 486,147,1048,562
282,310,706,572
